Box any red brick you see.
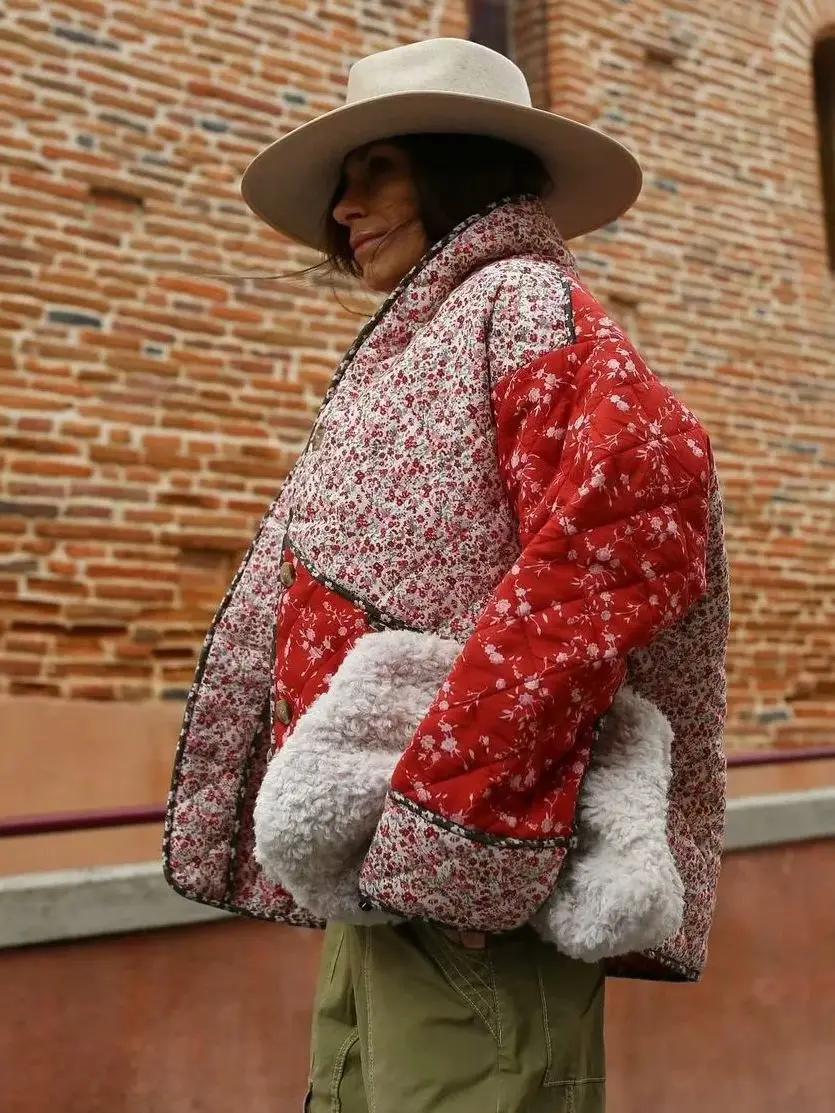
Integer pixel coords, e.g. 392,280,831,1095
36,522,154,544
0,4,831,750
41,144,122,170
65,543,107,559
60,420,100,438
88,445,142,466
186,79,281,115
8,170,86,202
91,90,157,118
0,390,71,412
66,683,115,699
75,66,129,91
50,660,153,679
26,577,88,598
85,562,173,583
157,276,229,302
114,639,154,659
46,560,76,577
10,458,93,478
78,330,141,351
0,656,42,677
16,417,53,433
210,305,264,324
2,434,81,455
0,26,67,58
10,679,62,696
95,582,175,603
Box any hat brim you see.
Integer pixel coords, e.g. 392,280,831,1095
240,91,642,249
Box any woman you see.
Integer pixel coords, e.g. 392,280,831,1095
164,37,729,1113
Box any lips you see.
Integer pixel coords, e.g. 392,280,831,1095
351,231,385,256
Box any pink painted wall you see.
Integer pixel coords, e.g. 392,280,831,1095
4,695,834,876
1,841,833,1113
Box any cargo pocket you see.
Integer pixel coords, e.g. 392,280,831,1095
536,950,605,1109
308,925,368,1113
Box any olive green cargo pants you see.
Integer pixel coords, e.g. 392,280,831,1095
306,921,605,1113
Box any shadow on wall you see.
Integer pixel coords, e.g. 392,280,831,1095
0,841,833,1113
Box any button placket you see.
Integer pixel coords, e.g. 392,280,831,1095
275,698,293,726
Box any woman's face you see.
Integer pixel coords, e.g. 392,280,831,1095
332,142,429,293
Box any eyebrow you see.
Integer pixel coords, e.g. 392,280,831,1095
343,144,374,172
343,143,395,174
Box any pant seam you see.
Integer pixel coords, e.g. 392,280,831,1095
329,1031,359,1113
438,946,494,1009
486,950,502,1048
426,935,499,1040
433,932,496,1010
436,932,496,997
536,963,555,1085
326,930,346,986
486,949,505,1113
546,1077,606,1086
362,929,376,1113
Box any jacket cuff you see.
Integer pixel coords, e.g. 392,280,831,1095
358,793,569,932
253,628,459,923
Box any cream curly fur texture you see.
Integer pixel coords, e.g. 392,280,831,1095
532,686,684,960
254,630,683,954
253,629,459,923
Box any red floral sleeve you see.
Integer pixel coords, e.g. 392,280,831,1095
358,299,713,933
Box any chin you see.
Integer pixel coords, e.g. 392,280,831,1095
360,245,419,294
362,267,400,295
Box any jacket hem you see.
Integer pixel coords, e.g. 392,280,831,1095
604,950,701,982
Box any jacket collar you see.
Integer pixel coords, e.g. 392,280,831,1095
320,197,579,408
395,193,579,314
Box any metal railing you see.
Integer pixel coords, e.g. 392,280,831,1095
1,746,833,839
0,803,167,838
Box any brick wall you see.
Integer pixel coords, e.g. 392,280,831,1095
540,0,835,749
0,0,466,704
1,0,833,750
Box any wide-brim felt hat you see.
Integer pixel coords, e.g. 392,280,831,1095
241,37,643,249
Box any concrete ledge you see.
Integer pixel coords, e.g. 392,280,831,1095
724,787,835,851
2,788,834,949
0,862,229,949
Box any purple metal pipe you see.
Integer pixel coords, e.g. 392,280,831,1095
0,803,166,838
726,746,835,768
0,747,833,838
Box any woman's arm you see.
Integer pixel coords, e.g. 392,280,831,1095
358,277,713,932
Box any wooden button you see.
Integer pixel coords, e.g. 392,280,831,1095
275,698,293,726
279,561,295,588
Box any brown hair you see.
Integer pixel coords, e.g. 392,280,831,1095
322,133,552,278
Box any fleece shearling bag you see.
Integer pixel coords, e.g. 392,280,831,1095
531,686,684,960
253,629,460,923
253,629,684,956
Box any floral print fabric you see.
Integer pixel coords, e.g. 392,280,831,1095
163,197,728,981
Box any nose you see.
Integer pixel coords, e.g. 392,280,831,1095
332,184,367,228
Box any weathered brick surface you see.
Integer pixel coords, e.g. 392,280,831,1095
0,0,833,750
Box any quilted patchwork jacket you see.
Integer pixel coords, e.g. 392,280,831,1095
164,197,729,982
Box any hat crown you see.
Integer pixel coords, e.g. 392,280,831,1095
346,38,532,109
